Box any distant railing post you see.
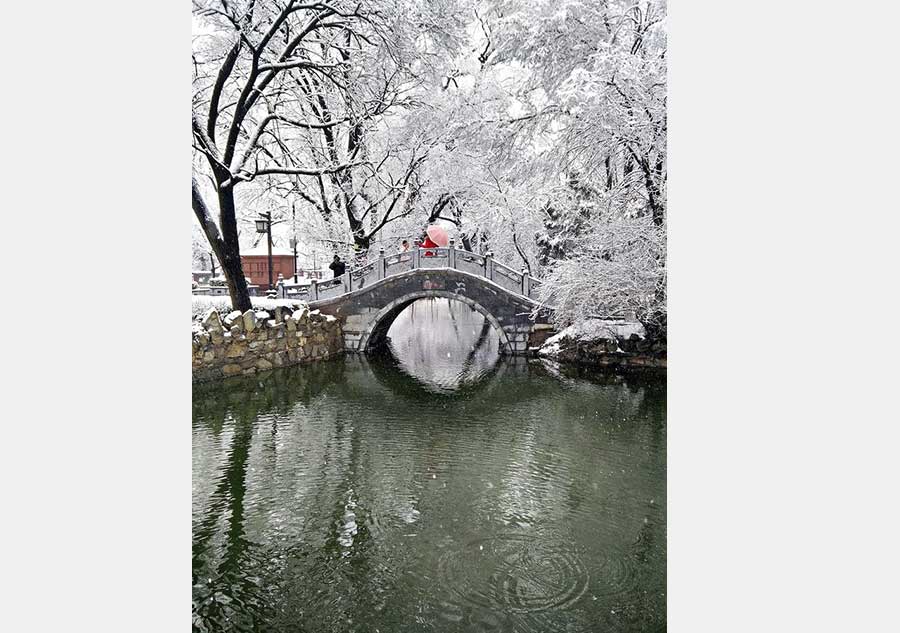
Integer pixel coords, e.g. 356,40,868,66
412,247,420,269
449,238,456,269
343,271,351,293
310,278,318,301
521,267,530,297
378,248,386,279
484,251,494,281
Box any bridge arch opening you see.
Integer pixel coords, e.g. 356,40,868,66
359,291,513,356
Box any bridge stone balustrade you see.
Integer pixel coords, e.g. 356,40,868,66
281,245,555,355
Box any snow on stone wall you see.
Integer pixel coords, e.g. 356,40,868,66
192,306,343,382
191,295,306,321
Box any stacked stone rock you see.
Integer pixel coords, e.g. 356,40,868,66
539,330,667,369
192,306,344,382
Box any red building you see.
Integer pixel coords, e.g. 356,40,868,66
240,243,295,290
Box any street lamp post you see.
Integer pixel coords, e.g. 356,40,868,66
255,212,273,291
289,237,298,283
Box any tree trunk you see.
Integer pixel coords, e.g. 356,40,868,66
511,231,530,273
193,177,252,313
216,185,253,312
653,154,666,226
353,230,370,250
624,153,634,177
645,161,665,227
636,155,664,228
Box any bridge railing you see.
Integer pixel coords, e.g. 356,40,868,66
384,252,413,277
491,260,524,295
415,247,451,268
350,261,379,289
281,239,546,303
278,282,311,301
454,250,485,277
315,276,345,301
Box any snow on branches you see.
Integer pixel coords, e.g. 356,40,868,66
536,212,666,328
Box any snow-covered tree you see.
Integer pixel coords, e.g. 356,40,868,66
468,0,668,327
483,0,666,221
191,222,218,273
191,0,667,327
538,213,666,325
192,0,467,310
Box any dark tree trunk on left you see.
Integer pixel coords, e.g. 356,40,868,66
192,176,252,313
216,185,252,312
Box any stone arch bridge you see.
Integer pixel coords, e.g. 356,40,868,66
278,244,556,355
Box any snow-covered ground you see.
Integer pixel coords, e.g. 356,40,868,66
191,295,307,320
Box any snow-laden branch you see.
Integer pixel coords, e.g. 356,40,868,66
253,161,366,177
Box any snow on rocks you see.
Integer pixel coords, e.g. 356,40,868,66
538,318,665,369
223,310,243,329
542,319,646,348
202,309,223,333
242,309,257,332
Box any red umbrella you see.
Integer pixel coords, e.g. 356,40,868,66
425,224,449,247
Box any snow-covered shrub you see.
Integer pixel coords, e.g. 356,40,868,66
536,213,665,329
191,296,232,320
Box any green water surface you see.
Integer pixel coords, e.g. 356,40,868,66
192,300,666,632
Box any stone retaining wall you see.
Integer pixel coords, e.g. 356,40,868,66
192,306,344,383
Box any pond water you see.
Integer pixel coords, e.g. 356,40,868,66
193,299,666,632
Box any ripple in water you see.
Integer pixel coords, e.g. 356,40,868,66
438,534,589,614
592,552,639,599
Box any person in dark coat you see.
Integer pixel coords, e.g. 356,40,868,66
329,255,346,278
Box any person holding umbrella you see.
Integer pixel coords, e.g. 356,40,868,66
421,224,449,257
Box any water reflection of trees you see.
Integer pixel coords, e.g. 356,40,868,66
192,361,345,430
192,412,272,632
192,363,347,631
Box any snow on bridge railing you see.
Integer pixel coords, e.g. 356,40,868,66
277,239,544,303
277,281,310,301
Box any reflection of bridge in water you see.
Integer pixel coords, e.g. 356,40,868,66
278,245,556,355
377,298,502,395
